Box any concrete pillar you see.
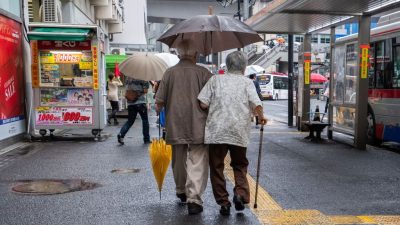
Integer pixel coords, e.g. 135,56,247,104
354,15,371,150
328,27,335,139
297,33,311,130
288,34,294,127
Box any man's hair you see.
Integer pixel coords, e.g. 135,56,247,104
249,74,256,79
176,39,197,58
226,51,247,74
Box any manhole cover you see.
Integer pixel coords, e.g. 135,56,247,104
11,179,99,195
111,168,141,174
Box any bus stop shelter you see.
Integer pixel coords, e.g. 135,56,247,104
245,0,400,149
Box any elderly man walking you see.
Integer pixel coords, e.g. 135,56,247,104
198,51,267,216
155,40,212,215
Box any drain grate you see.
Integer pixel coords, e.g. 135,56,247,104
111,168,141,174
11,179,99,195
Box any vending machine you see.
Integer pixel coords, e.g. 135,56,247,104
28,24,106,139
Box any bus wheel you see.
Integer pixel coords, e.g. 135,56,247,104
367,108,380,145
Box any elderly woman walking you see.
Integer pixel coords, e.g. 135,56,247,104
198,51,267,216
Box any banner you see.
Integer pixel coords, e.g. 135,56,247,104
0,15,25,140
35,107,93,126
40,88,94,106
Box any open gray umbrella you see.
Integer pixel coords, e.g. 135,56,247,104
157,15,263,55
119,52,168,81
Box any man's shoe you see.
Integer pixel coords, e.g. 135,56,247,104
114,121,119,125
233,195,245,211
219,205,230,216
144,140,151,144
187,203,203,215
176,193,187,203
117,134,124,145
107,119,111,125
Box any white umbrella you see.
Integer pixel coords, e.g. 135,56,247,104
245,65,265,76
119,52,168,81
155,53,179,67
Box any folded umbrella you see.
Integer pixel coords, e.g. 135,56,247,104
157,15,263,55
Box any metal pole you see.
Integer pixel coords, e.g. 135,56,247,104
354,15,371,150
328,27,335,139
288,34,294,126
237,0,241,21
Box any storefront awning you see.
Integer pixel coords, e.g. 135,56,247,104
28,27,91,41
106,54,127,69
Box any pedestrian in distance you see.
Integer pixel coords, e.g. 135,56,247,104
117,78,150,145
155,39,213,215
107,73,123,125
198,51,267,216
323,77,330,114
249,73,263,128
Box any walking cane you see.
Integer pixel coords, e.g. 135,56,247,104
254,124,264,209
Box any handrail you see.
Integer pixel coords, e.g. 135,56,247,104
252,45,284,66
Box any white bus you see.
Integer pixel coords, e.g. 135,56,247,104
257,73,288,100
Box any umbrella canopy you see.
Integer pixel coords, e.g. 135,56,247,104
157,15,263,55
245,65,265,76
311,73,327,83
119,53,168,81
149,139,172,199
155,52,179,67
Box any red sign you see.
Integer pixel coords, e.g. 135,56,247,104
35,107,93,126
38,40,91,50
0,15,24,121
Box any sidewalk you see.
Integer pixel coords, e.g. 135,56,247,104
0,114,260,225
1,112,399,225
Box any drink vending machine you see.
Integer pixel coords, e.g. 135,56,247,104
29,25,107,139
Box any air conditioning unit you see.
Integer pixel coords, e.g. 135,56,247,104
110,47,126,55
39,0,62,23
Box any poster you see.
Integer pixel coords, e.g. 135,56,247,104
0,15,25,140
35,107,93,126
40,88,93,106
39,50,93,87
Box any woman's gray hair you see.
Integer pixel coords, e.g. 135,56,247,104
176,39,197,58
226,51,248,74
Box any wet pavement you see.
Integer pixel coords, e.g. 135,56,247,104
0,106,400,224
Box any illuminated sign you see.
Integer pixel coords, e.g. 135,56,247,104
360,45,369,79
92,46,99,90
304,60,310,85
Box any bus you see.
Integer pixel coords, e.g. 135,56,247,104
333,19,400,144
257,73,288,100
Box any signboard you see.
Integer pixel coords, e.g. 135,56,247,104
0,15,25,140
31,41,39,87
360,45,369,79
304,60,310,85
35,107,93,126
92,45,99,90
38,40,91,51
40,88,93,106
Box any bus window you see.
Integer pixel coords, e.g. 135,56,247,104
369,43,375,88
257,75,271,85
273,76,288,89
376,40,393,89
393,45,400,88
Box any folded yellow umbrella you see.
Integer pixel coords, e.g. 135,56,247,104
149,138,172,200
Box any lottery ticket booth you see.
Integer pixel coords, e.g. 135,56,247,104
28,24,107,138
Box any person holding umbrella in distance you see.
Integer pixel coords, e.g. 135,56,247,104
198,51,267,216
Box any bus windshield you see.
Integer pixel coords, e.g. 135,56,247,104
257,75,271,85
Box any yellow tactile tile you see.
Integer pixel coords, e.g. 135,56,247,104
223,156,400,225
